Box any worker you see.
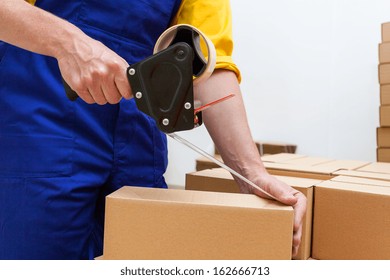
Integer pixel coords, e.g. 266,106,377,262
0,0,306,259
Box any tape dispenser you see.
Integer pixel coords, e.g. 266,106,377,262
127,24,216,133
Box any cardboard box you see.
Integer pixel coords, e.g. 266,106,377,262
186,168,240,193
382,22,390,42
379,43,390,63
357,161,390,173
214,142,296,156
195,154,223,171
214,142,261,156
377,127,390,147
103,186,294,260
333,169,390,182
380,85,390,105
185,168,321,260
312,179,390,259
379,64,390,85
261,153,306,163
280,156,334,166
263,160,368,180
377,147,390,162
261,142,297,155
380,105,390,126
331,175,390,187
313,159,369,170
261,153,368,169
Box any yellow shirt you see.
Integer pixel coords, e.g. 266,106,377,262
172,0,241,81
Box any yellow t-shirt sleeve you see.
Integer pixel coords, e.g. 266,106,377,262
171,0,241,82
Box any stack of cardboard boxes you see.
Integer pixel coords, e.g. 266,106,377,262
99,153,390,260
378,22,390,161
185,157,390,260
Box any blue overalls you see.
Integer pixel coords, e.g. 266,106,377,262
0,0,182,259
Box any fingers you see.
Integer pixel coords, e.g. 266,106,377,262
58,39,131,105
249,174,307,258
292,223,302,257
291,192,306,257
86,62,130,105
292,192,307,232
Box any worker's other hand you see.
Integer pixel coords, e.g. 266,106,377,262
239,173,307,258
57,37,132,104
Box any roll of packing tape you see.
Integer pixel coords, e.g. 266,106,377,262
153,24,216,86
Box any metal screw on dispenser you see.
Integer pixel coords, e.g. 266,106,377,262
135,92,142,99
177,49,185,58
184,102,191,110
162,118,170,126
128,68,136,75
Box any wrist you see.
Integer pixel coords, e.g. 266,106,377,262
48,23,87,59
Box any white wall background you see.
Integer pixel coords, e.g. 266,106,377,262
165,0,390,187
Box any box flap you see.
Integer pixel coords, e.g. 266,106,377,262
190,167,321,189
315,160,370,170
273,175,323,189
109,186,292,211
331,175,390,187
283,156,333,166
333,169,390,181
261,153,306,163
357,162,390,174
316,180,390,195
264,162,338,174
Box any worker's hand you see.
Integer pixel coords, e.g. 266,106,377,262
238,173,307,258
57,36,132,104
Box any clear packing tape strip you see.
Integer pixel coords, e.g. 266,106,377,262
168,133,277,201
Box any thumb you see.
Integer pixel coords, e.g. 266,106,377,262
253,175,298,206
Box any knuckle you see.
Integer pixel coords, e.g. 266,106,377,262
293,235,301,247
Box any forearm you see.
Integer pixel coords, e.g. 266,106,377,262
0,0,131,103
0,0,86,59
194,70,268,187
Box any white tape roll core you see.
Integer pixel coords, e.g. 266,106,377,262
153,24,216,86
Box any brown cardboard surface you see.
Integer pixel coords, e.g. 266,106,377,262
379,43,390,63
261,142,297,155
313,159,369,170
380,105,390,126
382,22,390,42
261,154,368,170
312,180,390,260
330,175,390,187
377,147,390,162
357,161,390,174
379,64,390,85
215,142,261,156
380,85,390,105
103,186,294,260
282,156,334,166
261,153,307,163
195,155,223,171
264,162,336,180
215,142,296,156
186,168,240,193
185,168,321,260
333,169,390,182
377,127,390,147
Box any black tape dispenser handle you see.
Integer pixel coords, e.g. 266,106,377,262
62,78,79,101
